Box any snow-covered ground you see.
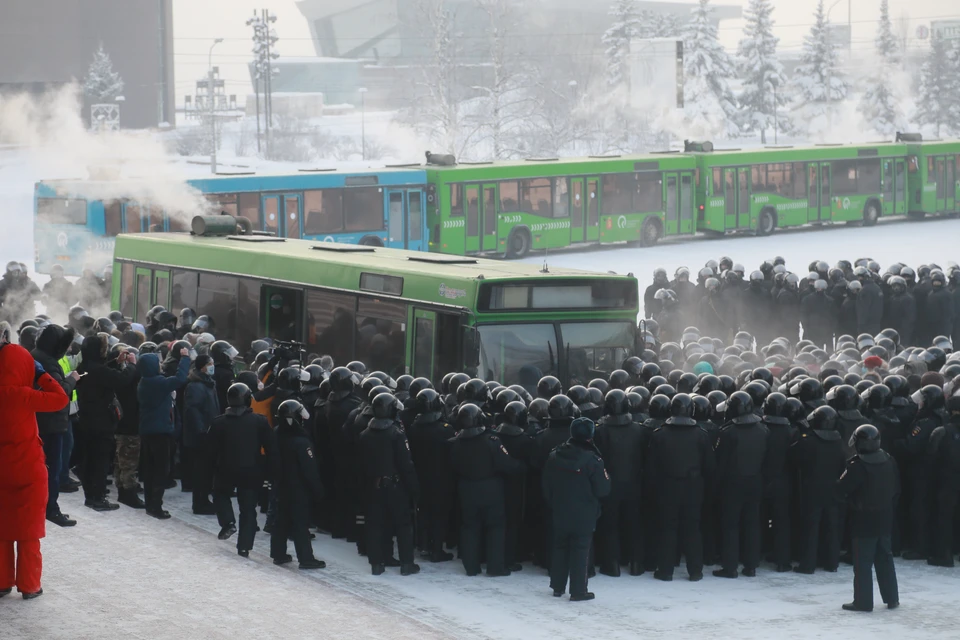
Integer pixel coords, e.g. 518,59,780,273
5,486,958,640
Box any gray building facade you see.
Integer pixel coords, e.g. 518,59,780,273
0,0,175,128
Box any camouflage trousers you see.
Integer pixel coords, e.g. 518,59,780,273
114,435,141,491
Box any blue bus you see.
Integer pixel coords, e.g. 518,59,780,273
34,168,428,275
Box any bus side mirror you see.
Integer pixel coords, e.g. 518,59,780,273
462,326,480,368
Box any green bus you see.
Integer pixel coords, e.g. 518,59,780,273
110,222,640,386
900,136,960,217
424,154,698,258
685,141,910,235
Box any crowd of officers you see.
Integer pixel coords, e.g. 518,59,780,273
8,254,960,607
644,256,960,350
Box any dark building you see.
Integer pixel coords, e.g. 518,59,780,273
0,0,175,129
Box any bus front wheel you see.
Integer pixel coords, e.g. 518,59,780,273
862,200,880,226
640,218,661,247
505,227,531,259
756,209,776,236
358,235,384,247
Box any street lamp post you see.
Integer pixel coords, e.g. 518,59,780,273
208,38,223,173
825,0,843,129
358,87,368,161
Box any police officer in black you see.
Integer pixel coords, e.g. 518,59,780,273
495,400,536,571
594,389,645,577
450,403,522,577
270,399,326,570
926,394,960,567
790,406,846,574
900,384,944,560
542,417,611,601
209,383,275,557
760,392,797,572
359,392,420,576
648,393,716,582
837,425,900,612
406,388,455,562
318,367,362,540
713,391,769,578
532,395,579,568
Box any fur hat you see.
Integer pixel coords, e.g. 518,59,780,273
570,417,595,442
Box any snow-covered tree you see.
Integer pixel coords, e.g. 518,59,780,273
915,35,954,137
83,43,124,102
682,0,740,138
791,0,848,137
652,12,683,38
602,0,641,88
858,0,903,136
736,0,789,142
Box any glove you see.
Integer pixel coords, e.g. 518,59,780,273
34,360,46,383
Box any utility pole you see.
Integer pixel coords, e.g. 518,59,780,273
825,0,843,130
248,9,279,156
208,38,223,173
358,87,367,160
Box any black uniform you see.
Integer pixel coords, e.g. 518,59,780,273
856,280,884,336
885,291,917,347
345,402,375,550
761,414,797,570
801,291,836,349
594,414,645,575
358,419,419,568
494,423,536,570
925,286,955,339
407,411,455,560
776,289,801,344
900,411,940,558
740,286,772,346
450,427,522,575
532,417,575,567
209,407,275,552
320,393,362,538
542,439,610,597
648,418,715,580
790,429,846,572
270,422,325,565
716,416,769,575
836,451,900,610
838,295,858,338
926,418,960,566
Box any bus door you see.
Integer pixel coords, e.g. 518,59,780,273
153,270,170,309
723,168,737,229
387,190,408,248
819,163,832,220
737,167,750,229
122,202,144,233
481,184,498,252
410,308,436,379
569,178,585,243
894,159,906,214
259,285,303,343
882,159,895,216
947,156,956,212
407,190,425,251
679,173,694,234
134,267,152,323
664,173,679,235
585,178,599,242
261,194,301,238
464,185,481,253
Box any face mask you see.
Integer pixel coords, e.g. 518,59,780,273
205,365,215,375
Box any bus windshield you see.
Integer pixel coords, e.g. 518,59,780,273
476,321,634,389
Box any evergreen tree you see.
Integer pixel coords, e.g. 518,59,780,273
682,0,739,137
652,12,683,38
736,0,789,142
602,0,641,88
916,34,953,137
947,42,960,134
790,0,847,136
83,43,124,102
858,0,902,136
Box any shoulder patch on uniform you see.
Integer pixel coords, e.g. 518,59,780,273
603,468,610,480
911,426,921,437
306,447,314,459
500,444,509,454
405,440,411,450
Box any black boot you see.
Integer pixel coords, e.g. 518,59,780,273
22,588,43,600
401,563,421,576
118,488,146,510
429,550,454,562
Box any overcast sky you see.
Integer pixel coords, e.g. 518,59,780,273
172,0,957,106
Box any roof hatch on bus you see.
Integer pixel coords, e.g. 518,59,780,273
407,255,478,265
895,132,922,142
311,244,376,253
683,140,714,152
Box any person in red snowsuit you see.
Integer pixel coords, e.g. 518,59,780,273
0,341,69,599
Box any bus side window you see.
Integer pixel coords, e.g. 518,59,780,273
104,201,122,236
450,184,464,217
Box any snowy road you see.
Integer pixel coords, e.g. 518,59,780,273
4,487,959,640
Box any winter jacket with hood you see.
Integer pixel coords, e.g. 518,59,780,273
183,366,221,448
0,343,69,541
31,325,77,436
137,352,190,436
76,334,136,434
542,439,611,534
